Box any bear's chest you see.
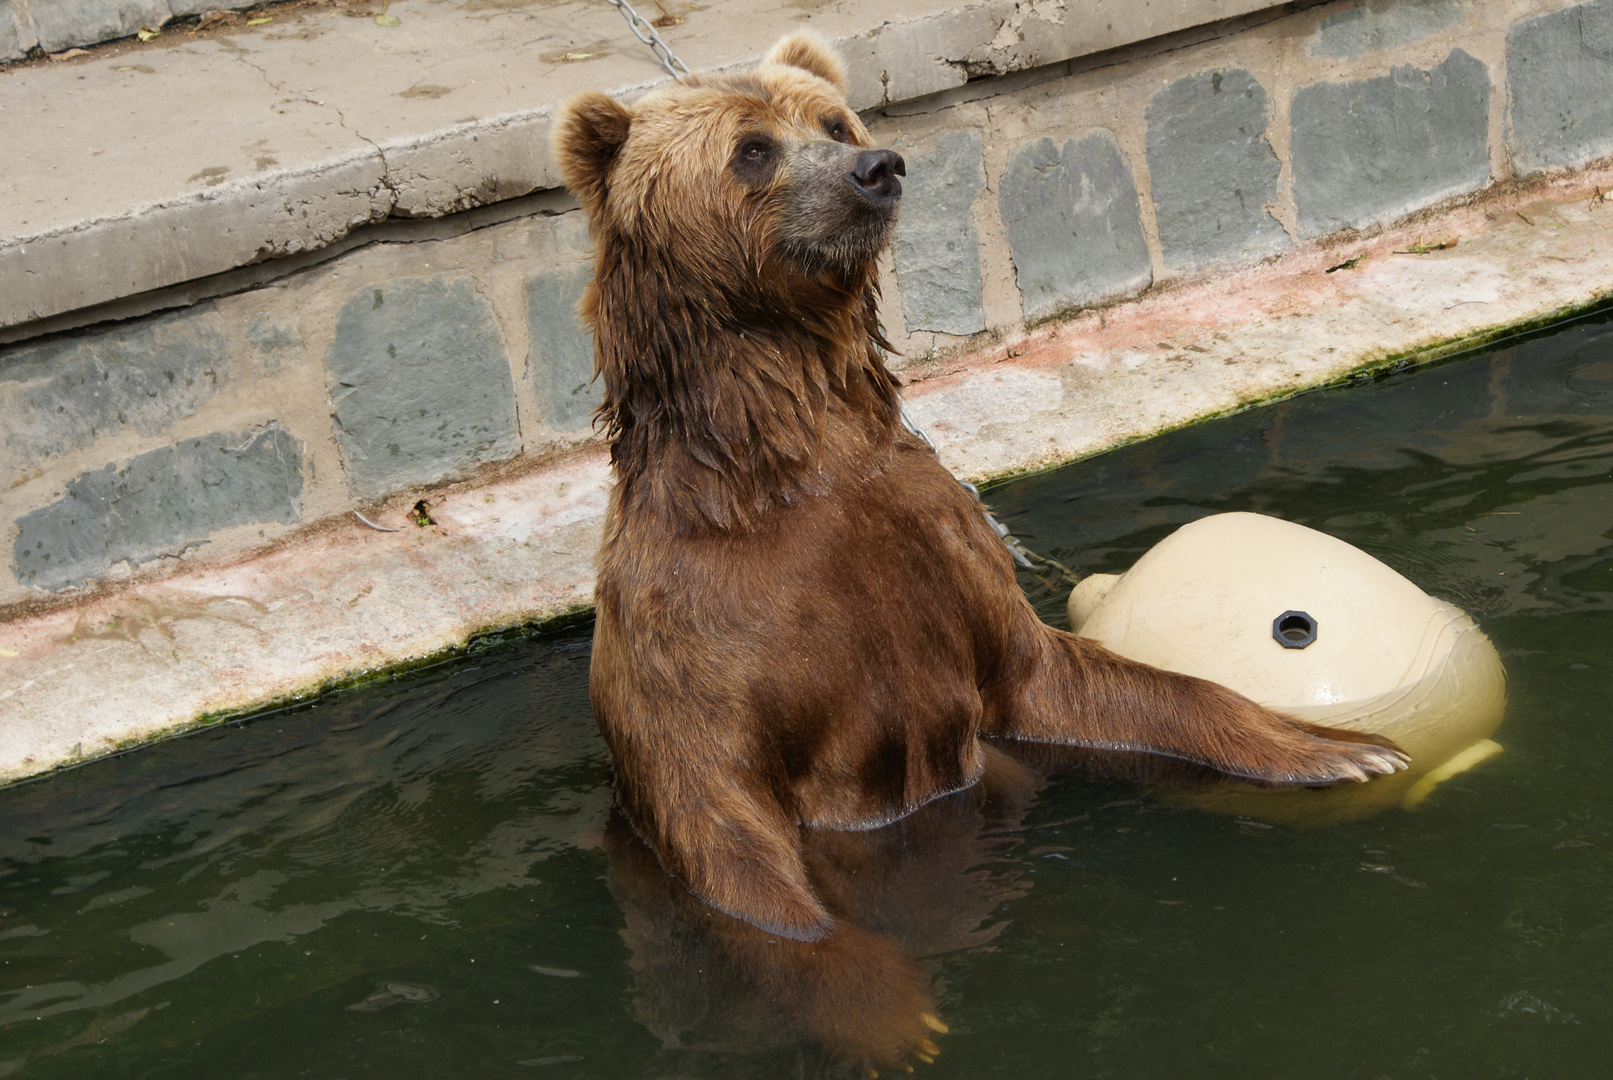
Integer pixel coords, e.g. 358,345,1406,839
593,452,1013,828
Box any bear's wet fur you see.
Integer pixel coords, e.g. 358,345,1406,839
557,31,1407,1063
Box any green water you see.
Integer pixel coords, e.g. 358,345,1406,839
5,313,1613,1077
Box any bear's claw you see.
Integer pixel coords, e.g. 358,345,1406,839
1264,718,1412,785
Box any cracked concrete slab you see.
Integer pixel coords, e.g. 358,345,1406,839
0,0,1291,330
2,161,1610,785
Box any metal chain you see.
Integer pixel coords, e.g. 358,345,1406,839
604,0,691,79
899,405,1081,589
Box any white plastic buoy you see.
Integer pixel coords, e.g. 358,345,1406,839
1068,512,1505,821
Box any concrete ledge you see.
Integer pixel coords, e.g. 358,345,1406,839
3,163,1611,784
0,0,1303,330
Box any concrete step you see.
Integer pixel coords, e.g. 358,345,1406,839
0,0,1291,334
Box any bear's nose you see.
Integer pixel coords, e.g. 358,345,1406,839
851,149,905,204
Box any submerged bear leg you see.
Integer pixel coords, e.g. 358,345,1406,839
609,733,836,942
604,810,944,1073
591,602,837,942
981,611,1409,786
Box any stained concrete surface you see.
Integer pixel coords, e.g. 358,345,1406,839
999,132,1152,320
1,305,226,465
905,177,1613,479
1,451,608,783
3,163,1610,784
1292,48,1492,236
4,0,1613,779
7,0,1610,610
1,200,598,609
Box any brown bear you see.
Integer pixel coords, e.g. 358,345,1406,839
556,21,1403,1002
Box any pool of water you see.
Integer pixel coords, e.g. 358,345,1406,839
5,312,1613,1077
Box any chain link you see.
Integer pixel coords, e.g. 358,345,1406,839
604,0,690,79
900,405,1081,589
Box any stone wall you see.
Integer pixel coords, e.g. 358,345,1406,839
2,211,597,600
874,0,1613,359
4,0,1613,607
1,0,262,60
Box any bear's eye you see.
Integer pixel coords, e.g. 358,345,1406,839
737,137,772,162
825,119,850,143
731,136,778,183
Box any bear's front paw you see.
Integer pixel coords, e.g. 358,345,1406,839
1236,714,1410,786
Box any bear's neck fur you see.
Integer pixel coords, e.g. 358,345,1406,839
589,237,902,533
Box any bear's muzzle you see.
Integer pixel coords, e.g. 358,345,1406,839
851,149,906,206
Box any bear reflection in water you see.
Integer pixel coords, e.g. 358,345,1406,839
603,744,1241,1074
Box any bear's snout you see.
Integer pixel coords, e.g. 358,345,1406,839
850,149,905,205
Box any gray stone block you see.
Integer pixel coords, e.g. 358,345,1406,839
1,305,226,469
31,0,170,53
8,0,38,53
1306,0,1467,60
168,0,258,15
1292,49,1491,237
13,423,302,591
1146,69,1288,270
2,1,24,62
892,130,987,337
325,276,520,499
999,132,1152,321
1507,0,1613,174
525,265,598,432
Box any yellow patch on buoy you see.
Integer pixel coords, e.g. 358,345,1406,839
1401,739,1504,810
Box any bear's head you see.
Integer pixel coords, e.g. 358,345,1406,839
553,34,907,529
554,33,903,301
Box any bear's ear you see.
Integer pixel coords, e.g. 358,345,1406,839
764,32,847,94
554,92,634,213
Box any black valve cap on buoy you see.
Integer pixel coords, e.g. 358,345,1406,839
1273,610,1318,649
